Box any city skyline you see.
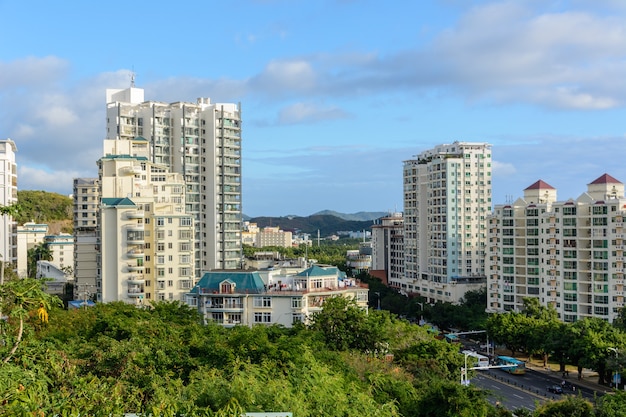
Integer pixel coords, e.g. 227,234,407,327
1,0,625,217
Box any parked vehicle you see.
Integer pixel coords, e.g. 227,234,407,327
547,385,563,394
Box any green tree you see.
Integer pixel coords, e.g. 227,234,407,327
533,395,593,417
0,203,20,217
309,296,386,352
568,318,624,384
0,277,62,363
596,390,626,417
414,378,494,417
27,242,53,278
487,311,534,356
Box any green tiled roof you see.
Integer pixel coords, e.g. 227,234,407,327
101,197,136,207
296,264,344,278
191,271,266,294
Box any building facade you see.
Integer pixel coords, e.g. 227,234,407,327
73,178,100,295
105,86,242,277
97,139,195,304
187,265,369,327
16,222,48,277
487,174,626,323
402,142,492,303
256,226,293,248
44,233,74,271
370,213,404,287
0,139,18,266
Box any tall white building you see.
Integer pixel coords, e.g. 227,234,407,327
370,213,404,287
97,139,195,304
73,178,99,295
402,142,492,303
487,174,626,323
105,86,242,277
0,139,18,266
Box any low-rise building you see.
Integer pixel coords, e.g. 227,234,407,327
16,222,48,277
256,226,293,248
187,264,369,327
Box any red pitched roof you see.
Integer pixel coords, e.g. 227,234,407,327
589,173,622,185
524,180,555,191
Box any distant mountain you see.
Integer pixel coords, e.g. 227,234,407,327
311,210,389,221
248,213,383,237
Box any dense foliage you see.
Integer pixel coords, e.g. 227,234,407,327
487,300,626,386
244,242,361,270
0,286,508,417
2,281,625,416
15,190,73,225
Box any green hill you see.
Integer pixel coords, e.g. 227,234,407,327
16,190,73,230
248,214,376,236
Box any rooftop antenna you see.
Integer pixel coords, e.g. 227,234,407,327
130,68,136,88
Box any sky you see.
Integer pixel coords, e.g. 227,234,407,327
1,0,625,217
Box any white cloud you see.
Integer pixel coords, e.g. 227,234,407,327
249,59,318,96
491,160,516,177
277,102,350,125
0,56,68,89
18,165,80,195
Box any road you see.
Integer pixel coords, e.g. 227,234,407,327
469,368,603,412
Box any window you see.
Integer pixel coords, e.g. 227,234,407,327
291,297,303,308
253,297,272,308
254,312,272,323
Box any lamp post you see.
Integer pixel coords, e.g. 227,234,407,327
608,347,619,389
461,352,470,386
416,302,424,324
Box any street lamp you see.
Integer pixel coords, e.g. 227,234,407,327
416,302,424,324
461,352,470,386
608,347,619,389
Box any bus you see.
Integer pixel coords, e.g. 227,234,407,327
496,356,526,375
462,350,489,369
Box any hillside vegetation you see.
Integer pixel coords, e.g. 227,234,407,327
249,214,376,236
15,190,73,233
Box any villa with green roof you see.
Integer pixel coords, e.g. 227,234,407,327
187,265,369,327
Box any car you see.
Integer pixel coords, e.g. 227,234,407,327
547,385,563,394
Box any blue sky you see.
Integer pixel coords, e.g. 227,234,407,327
1,0,625,217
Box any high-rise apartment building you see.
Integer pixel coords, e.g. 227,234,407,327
97,139,195,303
370,213,404,287
0,139,18,266
402,142,492,303
105,87,242,277
73,178,99,294
487,174,626,323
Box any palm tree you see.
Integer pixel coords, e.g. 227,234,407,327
27,242,53,278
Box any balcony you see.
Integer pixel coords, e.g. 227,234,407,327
120,165,142,176
126,224,144,232
125,211,144,220
127,249,144,259
127,264,144,272
127,283,145,298
127,276,145,285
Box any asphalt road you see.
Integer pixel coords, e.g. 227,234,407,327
470,368,602,412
